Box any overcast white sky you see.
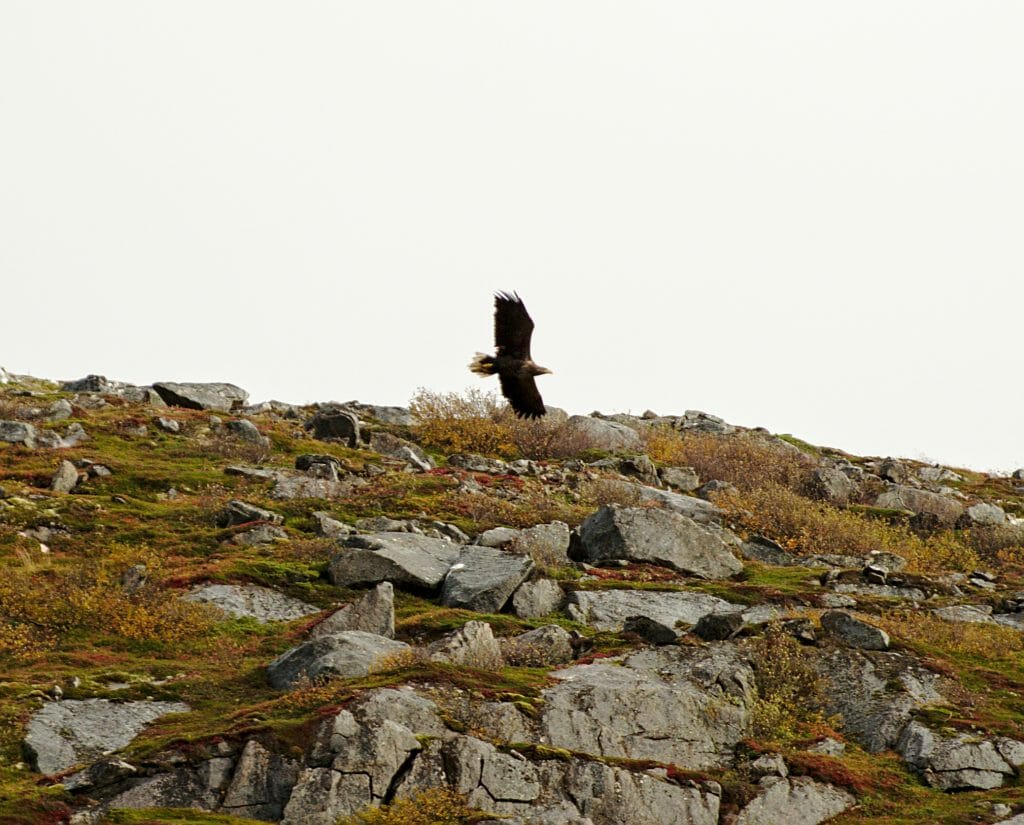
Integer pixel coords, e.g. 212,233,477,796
2,3,1022,472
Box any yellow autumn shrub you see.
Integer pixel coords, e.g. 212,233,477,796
0,544,213,653
338,788,484,825
644,428,813,491
410,388,516,457
719,482,978,572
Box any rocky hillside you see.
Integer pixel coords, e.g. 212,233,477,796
2,371,1024,825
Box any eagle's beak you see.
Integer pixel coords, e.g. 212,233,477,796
541,368,553,375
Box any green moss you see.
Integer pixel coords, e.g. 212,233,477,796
774,433,821,457
689,563,823,605
846,504,915,524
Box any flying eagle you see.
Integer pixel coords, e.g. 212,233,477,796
469,292,552,419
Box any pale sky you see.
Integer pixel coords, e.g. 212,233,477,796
2,3,1022,473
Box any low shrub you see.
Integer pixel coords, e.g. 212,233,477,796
962,524,1024,563
0,544,214,652
748,623,829,742
719,483,978,572
338,788,486,825
409,388,611,461
0,621,36,659
643,428,813,492
409,388,516,458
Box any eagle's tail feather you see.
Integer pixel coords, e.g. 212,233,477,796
469,353,496,376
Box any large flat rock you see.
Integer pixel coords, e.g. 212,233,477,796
541,644,753,770
820,648,945,753
328,532,461,589
875,485,964,526
25,699,190,774
735,776,855,825
182,584,319,623
152,381,249,412
267,631,409,689
565,588,742,632
572,505,743,579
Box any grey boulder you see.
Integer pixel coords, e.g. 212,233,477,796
875,485,964,526
808,467,858,504
0,421,37,447
565,589,742,632
734,776,855,825
225,419,270,447
659,466,700,492
153,382,248,412
367,431,434,470
502,624,575,666
897,721,1018,790
511,579,565,619
820,611,890,650
441,546,534,613
270,473,355,501
228,524,289,546
312,511,355,539
329,532,461,589
218,499,283,527
630,485,725,523
220,740,300,820
932,604,996,624
155,416,181,433
541,644,753,769
311,582,395,639
305,407,360,447
511,520,571,566
820,648,945,752
572,505,742,579
564,415,643,452
182,584,319,623
25,698,190,774
50,459,80,493
427,620,504,669
283,688,443,823
267,631,410,689
963,502,1007,527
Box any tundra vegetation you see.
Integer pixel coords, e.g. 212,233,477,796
1,376,1023,824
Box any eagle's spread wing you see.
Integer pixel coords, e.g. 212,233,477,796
494,291,534,360
499,373,546,419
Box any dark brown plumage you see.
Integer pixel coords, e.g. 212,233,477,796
469,292,552,419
